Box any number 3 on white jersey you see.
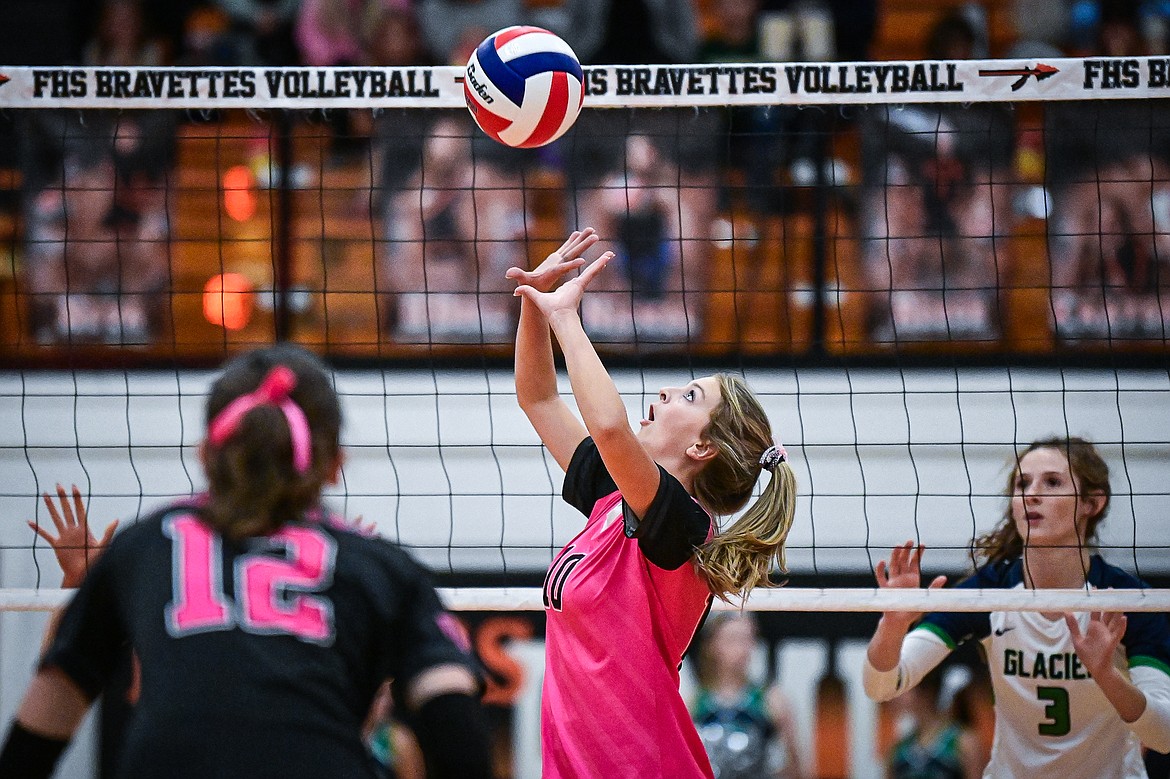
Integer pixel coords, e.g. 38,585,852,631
165,515,337,645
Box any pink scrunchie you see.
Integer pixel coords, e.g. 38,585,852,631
207,366,312,474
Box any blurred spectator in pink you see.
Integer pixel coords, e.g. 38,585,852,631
295,0,406,164
295,0,394,67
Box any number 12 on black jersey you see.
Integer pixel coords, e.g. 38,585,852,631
164,515,338,645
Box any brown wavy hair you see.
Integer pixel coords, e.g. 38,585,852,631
203,345,342,539
694,373,798,600
974,436,1111,566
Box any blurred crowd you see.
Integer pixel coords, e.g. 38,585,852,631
861,0,1170,344
0,0,1167,347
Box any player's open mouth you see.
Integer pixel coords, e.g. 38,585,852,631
647,406,655,422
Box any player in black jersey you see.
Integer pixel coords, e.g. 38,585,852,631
0,344,492,779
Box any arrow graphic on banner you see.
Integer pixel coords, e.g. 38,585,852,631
977,63,1059,91
0,75,9,88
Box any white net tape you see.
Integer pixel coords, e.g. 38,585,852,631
0,57,1167,111
6,587,1169,613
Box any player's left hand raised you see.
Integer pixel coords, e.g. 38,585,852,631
28,484,118,588
512,250,615,320
506,228,596,293
1064,611,1126,680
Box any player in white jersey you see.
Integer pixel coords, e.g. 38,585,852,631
862,437,1170,779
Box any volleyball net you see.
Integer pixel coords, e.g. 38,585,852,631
0,59,1168,614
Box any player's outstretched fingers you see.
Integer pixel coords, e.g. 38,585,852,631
560,228,598,259
575,252,615,289
557,230,582,254
1101,610,1126,639
556,229,588,256
506,257,585,286
56,483,78,528
28,520,55,546
69,485,88,529
888,541,912,576
911,543,926,572
42,488,67,536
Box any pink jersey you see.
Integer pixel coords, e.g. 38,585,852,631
541,481,715,779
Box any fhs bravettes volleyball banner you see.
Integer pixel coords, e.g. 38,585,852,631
0,57,1169,109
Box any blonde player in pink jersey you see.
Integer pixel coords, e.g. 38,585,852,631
507,228,798,779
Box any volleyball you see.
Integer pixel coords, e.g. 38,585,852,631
464,26,584,149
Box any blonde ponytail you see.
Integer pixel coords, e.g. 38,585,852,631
697,461,797,599
691,373,798,600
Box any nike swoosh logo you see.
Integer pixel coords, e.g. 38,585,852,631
994,626,1015,636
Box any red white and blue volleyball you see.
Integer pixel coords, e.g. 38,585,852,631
464,26,584,149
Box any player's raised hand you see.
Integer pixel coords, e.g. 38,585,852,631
875,541,945,589
512,250,615,319
505,228,597,293
874,541,946,631
1064,611,1127,680
28,484,118,588
349,514,379,537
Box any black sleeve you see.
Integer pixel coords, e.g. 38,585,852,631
40,539,129,701
561,437,618,516
0,722,68,779
410,693,493,779
623,466,712,571
378,547,481,690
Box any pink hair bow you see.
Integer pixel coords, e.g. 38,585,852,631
207,366,312,474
